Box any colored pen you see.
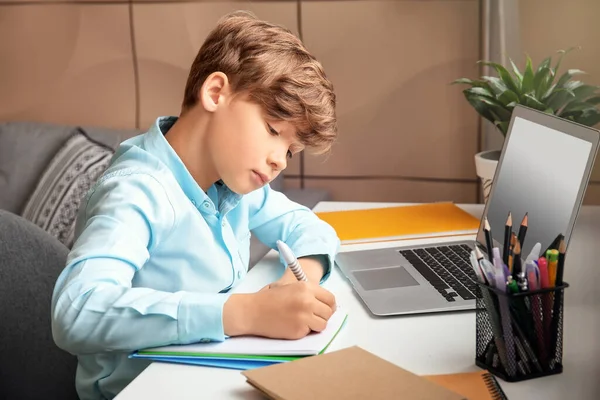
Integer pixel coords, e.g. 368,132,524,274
546,249,559,287
469,251,486,284
537,256,553,368
472,247,488,284
473,255,510,374
276,240,307,282
526,260,547,368
525,242,542,265
480,259,497,285
493,247,509,281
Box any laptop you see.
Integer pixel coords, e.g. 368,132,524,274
335,105,600,316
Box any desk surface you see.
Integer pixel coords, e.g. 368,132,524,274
116,202,600,400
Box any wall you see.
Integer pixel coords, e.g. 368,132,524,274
519,0,600,204
0,0,481,204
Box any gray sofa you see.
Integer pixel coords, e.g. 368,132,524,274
0,121,329,266
0,121,328,400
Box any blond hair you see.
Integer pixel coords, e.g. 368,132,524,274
182,10,337,154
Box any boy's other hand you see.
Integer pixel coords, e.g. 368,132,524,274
223,282,336,340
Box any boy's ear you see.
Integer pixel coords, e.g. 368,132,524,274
199,72,230,112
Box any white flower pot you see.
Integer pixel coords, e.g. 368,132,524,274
474,149,501,203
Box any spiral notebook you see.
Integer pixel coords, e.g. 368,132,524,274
243,346,508,400
424,371,508,400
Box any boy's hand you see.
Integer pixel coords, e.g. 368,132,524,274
223,282,336,340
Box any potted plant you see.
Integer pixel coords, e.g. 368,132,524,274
453,47,600,201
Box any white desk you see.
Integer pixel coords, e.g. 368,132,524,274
117,202,600,400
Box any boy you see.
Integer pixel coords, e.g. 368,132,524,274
51,11,340,400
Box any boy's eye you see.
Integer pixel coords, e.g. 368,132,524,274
267,124,279,136
287,150,293,159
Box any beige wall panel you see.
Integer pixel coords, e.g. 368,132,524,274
0,4,136,129
301,1,480,179
0,0,121,3
583,184,600,205
286,154,301,176
283,177,301,191
133,2,299,142
520,0,600,182
303,178,478,203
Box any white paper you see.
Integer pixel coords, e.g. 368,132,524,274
141,306,346,356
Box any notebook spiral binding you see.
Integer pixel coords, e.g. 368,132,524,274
482,372,509,400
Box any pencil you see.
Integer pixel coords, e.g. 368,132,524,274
545,233,564,255
503,212,512,266
517,213,528,248
484,217,494,260
513,239,523,276
556,238,566,286
508,233,517,273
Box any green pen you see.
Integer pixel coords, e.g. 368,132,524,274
507,276,519,293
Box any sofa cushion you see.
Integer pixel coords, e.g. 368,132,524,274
21,128,114,247
0,121,133,214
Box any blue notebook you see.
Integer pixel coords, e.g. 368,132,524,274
130,306,348,370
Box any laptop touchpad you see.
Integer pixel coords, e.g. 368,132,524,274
352,266,419,291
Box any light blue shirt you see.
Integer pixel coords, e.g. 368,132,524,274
51,117,340,400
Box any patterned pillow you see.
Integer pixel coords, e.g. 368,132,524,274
21,128,114,248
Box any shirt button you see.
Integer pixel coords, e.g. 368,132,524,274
199,338,210,343
203,202,210,208
222,221,227,227
191,200,197,206
237,271,242,279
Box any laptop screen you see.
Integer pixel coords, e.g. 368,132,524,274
477,112,597,258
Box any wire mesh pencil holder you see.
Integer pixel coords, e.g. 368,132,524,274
475,282,569,382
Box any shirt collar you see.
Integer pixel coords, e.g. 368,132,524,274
143,116,242,213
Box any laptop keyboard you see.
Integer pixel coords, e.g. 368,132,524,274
399,244,478,302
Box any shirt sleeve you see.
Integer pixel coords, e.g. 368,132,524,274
51,172,230,356
247,186,341,283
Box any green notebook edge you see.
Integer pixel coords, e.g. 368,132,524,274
137,313,349,362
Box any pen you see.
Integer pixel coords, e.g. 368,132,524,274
537,256,552,368
276,240,307,282
526,260,547,369
471,254,509,373
546,249,559,287
525,242,542,265
493,247,509,281
491,254,516,377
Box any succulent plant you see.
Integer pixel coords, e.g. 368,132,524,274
453,47,600,136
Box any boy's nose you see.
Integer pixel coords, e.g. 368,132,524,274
268,150,287,172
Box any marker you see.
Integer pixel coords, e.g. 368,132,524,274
276,240,307,282
546,249,559,287
525,242,542,264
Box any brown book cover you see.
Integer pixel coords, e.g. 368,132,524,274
242,346,466,400
424,371,508,400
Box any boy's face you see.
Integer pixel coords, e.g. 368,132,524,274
203,78,304,195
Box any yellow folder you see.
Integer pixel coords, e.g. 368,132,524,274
315,202,480,244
